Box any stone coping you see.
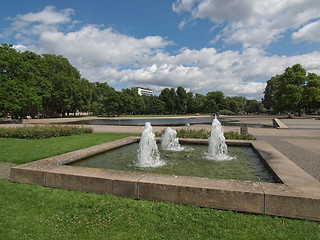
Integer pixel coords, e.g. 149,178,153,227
273,118,289,129
10,137,320,221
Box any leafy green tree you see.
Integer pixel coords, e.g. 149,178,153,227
101,85,120,116
274,64,306,113
91,82,111,115
122,88,146,115
206,91,228,111
186,92,195,113
176,86,187,114
143,95,165,114
204,99,218,113
262,75,280,112
245,100,263,113
0,44,42,118
71,78,93,115
193,93,206,113
41,54,82,116
263,64,312,114
159,88,177,114
302,73,320,113
226,97,245,113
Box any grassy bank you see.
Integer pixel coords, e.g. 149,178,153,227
0,179,319,240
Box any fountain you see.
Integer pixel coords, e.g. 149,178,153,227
206,115,233,161
136,122,166,168
161,127,184,151
67,119,275,182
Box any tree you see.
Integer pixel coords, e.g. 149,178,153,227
41,54,82,116
205,91,227,113
193,93,206,113
101,85,120,116
206,91,228,111
245,100,263,113
275,64,306,113
72,78,93,114
302,73,320,113
204,99,218,113
176,86,187,114
226,97,245,114
262,75,280,111
122,88,146,115
263,64,309,114
0,44,42,118
186,92,195,113
159,88,177,114
143,95,165,114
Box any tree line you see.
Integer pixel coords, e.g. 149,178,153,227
0,43,275,119
262,64,320,114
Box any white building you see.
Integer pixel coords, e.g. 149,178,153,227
134,87,153,96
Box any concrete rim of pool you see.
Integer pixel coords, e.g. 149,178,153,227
10,137,320,221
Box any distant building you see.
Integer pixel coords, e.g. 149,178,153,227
133,87,153,96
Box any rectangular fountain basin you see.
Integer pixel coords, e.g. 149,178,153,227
69,142,277,183
10,137,320,221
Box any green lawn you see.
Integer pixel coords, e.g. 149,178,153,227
0,133,319,239
0,133,138,165
1,179,319,240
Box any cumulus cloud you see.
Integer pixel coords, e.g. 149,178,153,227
120,47,320,98
15,5,73,25
173,0,320,48
9,6,73,32
5,5,320,100
5,5,75,44
39,25,171,67
292,20,320,43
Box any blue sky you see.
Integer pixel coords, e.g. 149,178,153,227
1,0,320,99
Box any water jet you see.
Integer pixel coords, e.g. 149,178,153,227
207,115,233,161
136,122,165,168
161,127,184,151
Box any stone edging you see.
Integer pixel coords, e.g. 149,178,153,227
273,118,289,129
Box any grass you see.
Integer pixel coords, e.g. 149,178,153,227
0,179,319,240
0,133,319,239
0,133,138,164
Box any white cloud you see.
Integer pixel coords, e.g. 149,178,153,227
119,47,320,98
173,0,320,48
292,20,320,43
172,0,196,14
6,5,74,43
39,25,172,67
6,4,320,100
10,6,73,30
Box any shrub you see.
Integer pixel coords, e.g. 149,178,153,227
0,125,93,139
176,129,211,139
219,109,235,115
224,131,256,140
156,128,256,140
